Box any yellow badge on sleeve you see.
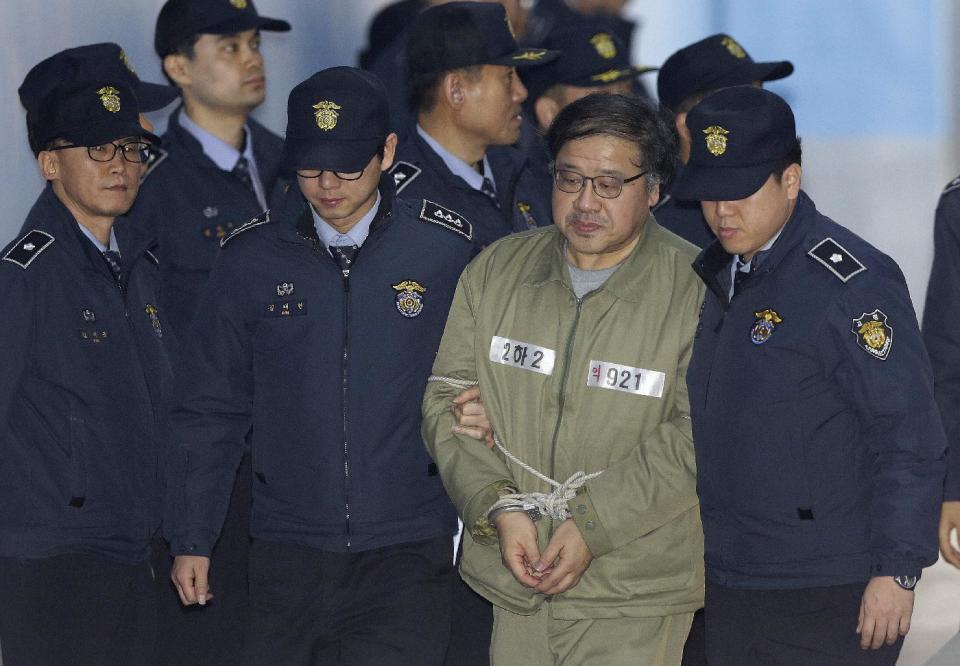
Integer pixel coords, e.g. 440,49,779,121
852,309,892,360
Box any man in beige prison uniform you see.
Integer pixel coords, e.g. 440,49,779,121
422,92,705,664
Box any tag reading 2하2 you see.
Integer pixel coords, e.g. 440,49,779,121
489,336,556,375
587,360,665,398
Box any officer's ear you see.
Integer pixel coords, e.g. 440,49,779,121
441,71,466,110
781,163,802,199
379,133,398,172
534,96,560,133
163,53,192,89
37,149,60,183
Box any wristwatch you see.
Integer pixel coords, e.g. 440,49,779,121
892,575,918,590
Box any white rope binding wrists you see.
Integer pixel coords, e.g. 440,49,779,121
428,375,603,522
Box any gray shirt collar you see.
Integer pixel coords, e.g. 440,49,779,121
416,125,495,194
77,224,119,254
179,110,267,209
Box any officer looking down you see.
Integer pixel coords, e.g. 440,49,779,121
677,86,945,665
167,66,475,664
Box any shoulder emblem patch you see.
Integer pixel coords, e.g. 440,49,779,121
3,230,55,269
390,161,421,194
852,309,892,361
943,175,960,196
221,210,271,247
419,200,472,241
807,238,866,282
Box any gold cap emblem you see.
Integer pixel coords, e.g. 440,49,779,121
590,33,617,59
119,50,136,74
313,101,342,131
721,36,746,59
230,0,248,9
591,68,629,83
97,86,121,113
513,49,548,62
703,125,730,156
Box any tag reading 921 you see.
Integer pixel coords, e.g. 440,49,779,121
489,336,556,375
587,360,665,398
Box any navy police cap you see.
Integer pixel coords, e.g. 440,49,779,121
19,46,161,153
657,34,793,112
282,67,391,174
57,43,178,112
155,0,290,57
672,86,797,202
407,2,558,77
523,24,655,103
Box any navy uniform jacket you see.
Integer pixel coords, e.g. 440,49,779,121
923,175,960,499
166,178,475,556
0,187,175,564
128,107,284,334
688,191,945,589
653,166,716,249
390,129,553,249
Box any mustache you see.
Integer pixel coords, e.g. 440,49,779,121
565,213,606,225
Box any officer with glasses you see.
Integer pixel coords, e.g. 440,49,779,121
422,92,704,664
0,45,178,663
166,67,475,663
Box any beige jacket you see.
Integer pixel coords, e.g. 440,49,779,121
423,219,705,619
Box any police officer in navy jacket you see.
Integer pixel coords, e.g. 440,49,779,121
678,86,945,665
0,45,177,664
391,2,556,250
923,174,960,569
167,67,475,664
125,3,291,660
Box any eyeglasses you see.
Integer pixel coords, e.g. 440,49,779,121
552,168,648,199
49,141,152,164
296,167,365,181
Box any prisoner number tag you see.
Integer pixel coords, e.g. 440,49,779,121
587,360,665,398
489,336,555,375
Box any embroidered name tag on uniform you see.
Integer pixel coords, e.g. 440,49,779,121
587,360,665,398
489,336,555,375
264,300,308,317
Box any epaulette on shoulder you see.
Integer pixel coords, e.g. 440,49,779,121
390,160,421,194
2,229,55,269
943,175,960,197
141,146,168,183
221,210,271,248
807,237,866,283
418,200,472,241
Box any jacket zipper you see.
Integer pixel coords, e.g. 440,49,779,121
111,266,158,536
341,264,352,548
547,291,595,516
307,235,355,548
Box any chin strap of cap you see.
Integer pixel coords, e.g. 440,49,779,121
428,375,603,522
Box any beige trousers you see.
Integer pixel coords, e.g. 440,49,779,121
490,605,693,666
